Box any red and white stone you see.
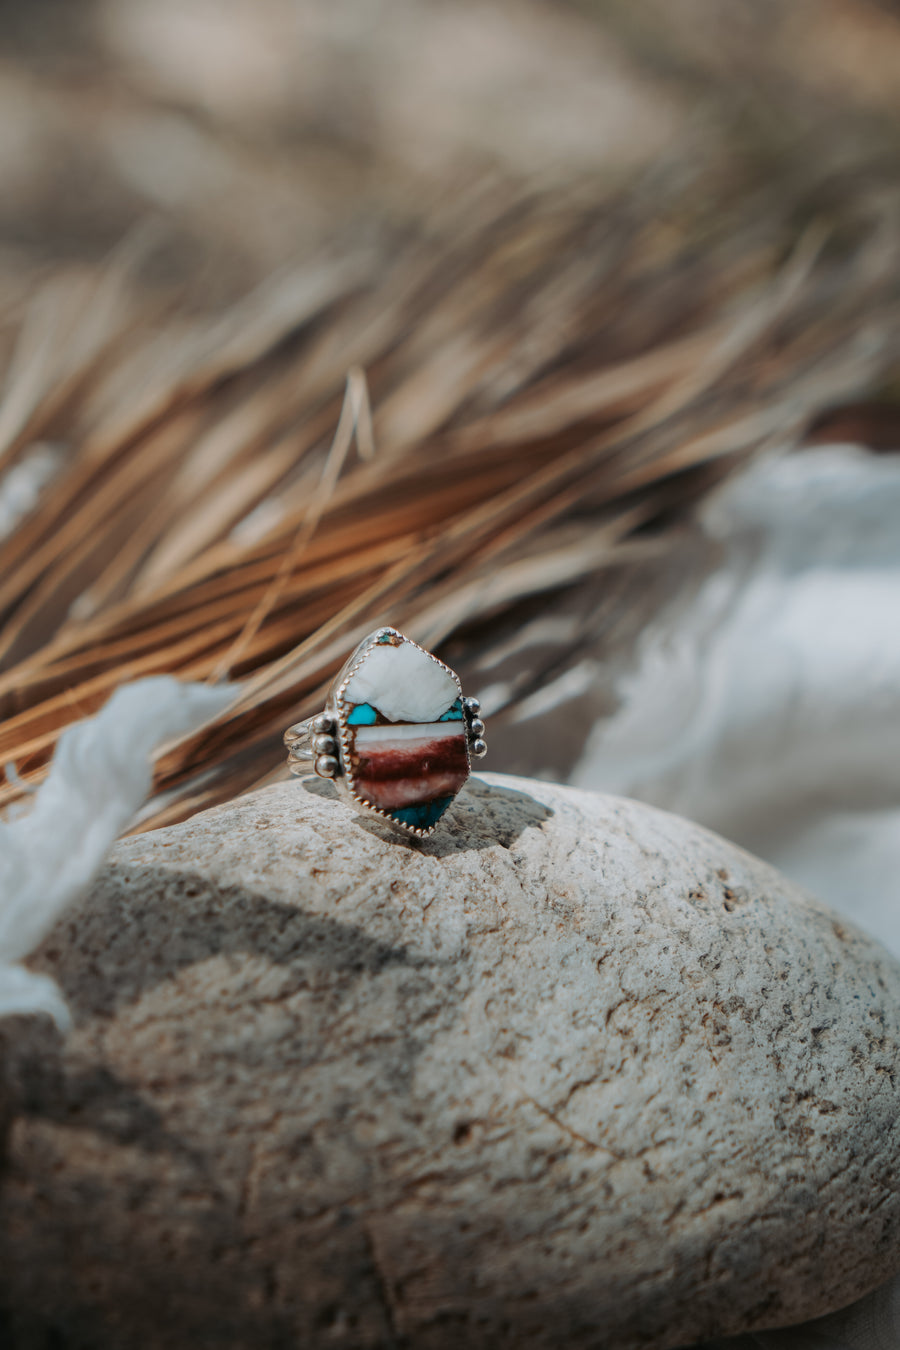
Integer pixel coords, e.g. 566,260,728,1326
352,722,469,811
339,633,470,832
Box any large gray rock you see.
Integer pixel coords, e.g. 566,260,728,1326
1,773,899,1349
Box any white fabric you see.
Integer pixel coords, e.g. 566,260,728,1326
575,445,900,954
0,675,234,1027
0,443,64,541
573,445,900,1350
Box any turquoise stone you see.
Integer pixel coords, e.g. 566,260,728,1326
438,698,464,721
346,702,378,725
389,796,455,830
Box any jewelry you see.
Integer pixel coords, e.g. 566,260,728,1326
284,627,487,838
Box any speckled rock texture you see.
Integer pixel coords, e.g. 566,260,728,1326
1,773,900,1350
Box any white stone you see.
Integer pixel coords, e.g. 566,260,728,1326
5,773,900,1350
341,638,458,722
354,721,461,743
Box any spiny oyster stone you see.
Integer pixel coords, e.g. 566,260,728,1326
340,635,469,831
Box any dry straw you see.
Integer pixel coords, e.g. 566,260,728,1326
0,182,897,831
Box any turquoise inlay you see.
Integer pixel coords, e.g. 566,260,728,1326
438,698,463,722
390,796,454,830
376,631,396,644
346,702,378,725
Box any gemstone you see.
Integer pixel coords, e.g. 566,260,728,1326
340,635,469,832
345,702,378,725
342,639,458,724
389,797,456,830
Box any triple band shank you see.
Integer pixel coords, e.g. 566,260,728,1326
283,714,342,777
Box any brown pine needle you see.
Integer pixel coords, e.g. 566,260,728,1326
0,184,896,830
209,367,375,683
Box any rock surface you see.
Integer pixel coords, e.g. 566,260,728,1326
2,773,900,1350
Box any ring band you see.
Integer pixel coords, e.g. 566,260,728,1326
284,627,487,838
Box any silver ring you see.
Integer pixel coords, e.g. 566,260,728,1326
284,627,487,838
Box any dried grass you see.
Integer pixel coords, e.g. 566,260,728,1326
0,180,897,831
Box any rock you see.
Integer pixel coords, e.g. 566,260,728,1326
1,772,900,1350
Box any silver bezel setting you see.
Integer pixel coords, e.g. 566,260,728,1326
284,627,487,839
329,626,470,840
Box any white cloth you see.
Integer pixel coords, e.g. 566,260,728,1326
0,443,64,542
0,675,234,1026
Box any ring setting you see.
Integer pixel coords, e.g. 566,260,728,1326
284,627,487,838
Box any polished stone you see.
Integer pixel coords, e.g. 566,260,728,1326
341,638,458,724
352,722,469,816
340,635,469,830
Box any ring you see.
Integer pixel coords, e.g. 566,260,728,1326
284,627,487,838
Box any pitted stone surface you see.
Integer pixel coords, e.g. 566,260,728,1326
2,773,900,1350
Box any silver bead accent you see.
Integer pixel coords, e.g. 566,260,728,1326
471,738,487,758
468,718,485,738
313,713,336,734
315,754,339,778
463,696,481,715
314,734,337,755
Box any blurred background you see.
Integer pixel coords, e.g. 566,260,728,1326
0,0,898,284
0,3,898,890
1,0,899,906
1,5,900,1348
